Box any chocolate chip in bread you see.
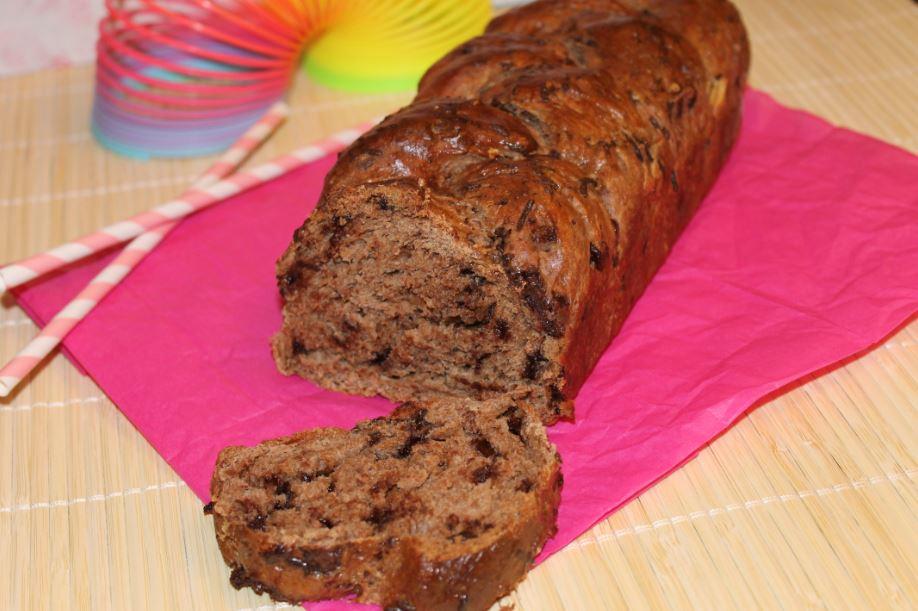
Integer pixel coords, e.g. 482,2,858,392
209,398,562,609
272,0,750,423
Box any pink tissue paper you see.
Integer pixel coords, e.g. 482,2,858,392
14,90,918,605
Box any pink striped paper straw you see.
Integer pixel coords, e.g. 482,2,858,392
193,104,288,187
0,119,373,293
1,102,337,398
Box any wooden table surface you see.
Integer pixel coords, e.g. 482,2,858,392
1,0,916,608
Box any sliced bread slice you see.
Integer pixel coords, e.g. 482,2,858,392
208,398,562,610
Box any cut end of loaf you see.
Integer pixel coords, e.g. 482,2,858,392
273,182,572,423
209,398,562,608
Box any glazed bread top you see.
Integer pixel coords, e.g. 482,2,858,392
275,0,749,422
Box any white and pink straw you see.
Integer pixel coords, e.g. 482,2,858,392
0,118,371,293
0,108,375,398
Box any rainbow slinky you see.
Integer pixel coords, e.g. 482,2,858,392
92,0,492,158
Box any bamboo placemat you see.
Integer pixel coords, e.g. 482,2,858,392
1,0,916,609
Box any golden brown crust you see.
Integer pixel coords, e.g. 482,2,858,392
274,0,749,423
468,0,750,399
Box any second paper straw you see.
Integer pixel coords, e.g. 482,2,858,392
0,102,290,398
0,119,373,293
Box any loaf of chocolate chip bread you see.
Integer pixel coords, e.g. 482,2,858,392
273,0,750,423
208,399,561,609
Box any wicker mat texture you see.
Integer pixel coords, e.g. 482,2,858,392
0,0,916,608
